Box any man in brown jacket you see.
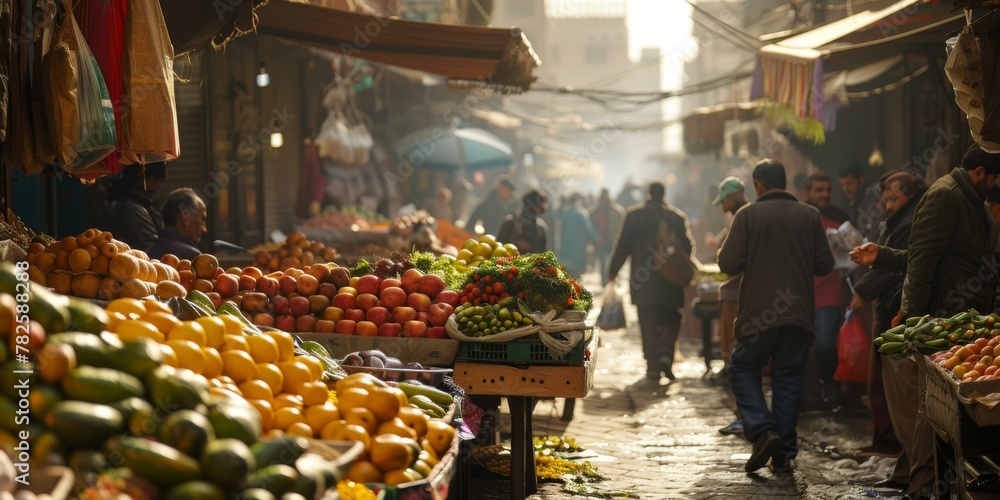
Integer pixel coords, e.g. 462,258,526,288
718,160,834,474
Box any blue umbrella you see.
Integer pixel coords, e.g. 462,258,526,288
394,126,514,172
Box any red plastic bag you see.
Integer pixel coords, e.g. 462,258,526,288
834,310,869,383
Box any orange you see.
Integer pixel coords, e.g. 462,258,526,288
68,248,92,272
216,315,245,338
272,407,305,431
196,316,228,349
273,393,304,411
397,406,429,438
304,403,341,434
366,387,402,422
263,429,285,440
106,298,147,318
215,375,235,386
167,340,207,374
286,422,314,438
346,460,382,483
264,330,295,362
142,299,172,315
220,335,250,353
335,387,370,414
249,399,274,431
298,381,329,407
221,350,258,383
278,361,313,395
344,407,379,435
203,348,224,378
377,418,418,440
168,321,207,346
159,344,178,368
319,419,347,440
332,424,371,450
105,311,128,333
238,379,274,402
424,420,456,456
116,319,165,343
142,311,181,335
295,355,324,380
256,363,284,396
247,334,279,364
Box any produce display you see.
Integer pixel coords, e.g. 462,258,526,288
874,309,1000,357
389,211,436,238
452,234,519,273
928,336,1000,383
452,298,535,337
458,252,592,313
300,205,388,231
23,229,180,301
250,231,340,273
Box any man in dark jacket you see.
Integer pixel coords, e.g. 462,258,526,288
468,176,516,235
608,182,694,381
146,188,207,261
852,172,923,459
718,160,834,474
498,190,548,254
105,163,166,250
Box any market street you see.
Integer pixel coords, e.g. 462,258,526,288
474,272,903,499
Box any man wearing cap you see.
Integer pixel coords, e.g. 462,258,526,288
849,146,1000,498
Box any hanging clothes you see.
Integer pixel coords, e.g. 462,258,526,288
2,0,42,173
296,141,327,220
77,0,126,174
0,0,11,143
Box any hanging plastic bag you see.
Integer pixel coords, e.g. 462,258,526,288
42,8,80,168
834,310,869,383
596,281,626,331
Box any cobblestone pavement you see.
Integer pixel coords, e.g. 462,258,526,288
470,274,904,499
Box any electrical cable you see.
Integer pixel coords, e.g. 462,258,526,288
676,0,764,48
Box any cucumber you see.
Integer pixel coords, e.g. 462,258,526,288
905,317,921,327
925,338,950,348
185,290,218,314
877,342,906,354
884,324,907,336
62,366,145,404
217,302,261,334
881,332,905,343
108,436,202,488
408,395,446,418
45,401,124,448
398,380,454,408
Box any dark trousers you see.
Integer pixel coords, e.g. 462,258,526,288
728,327,811,460
814,306,841,399
869,316,900,450
883,356,935,495
636,304,682,375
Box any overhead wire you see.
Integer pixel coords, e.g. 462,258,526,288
677,0,765,48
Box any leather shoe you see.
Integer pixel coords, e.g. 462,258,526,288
770,457,795,475
745,430,780,472
718,420,743,436
872,479,908,490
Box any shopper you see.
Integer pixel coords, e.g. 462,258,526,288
426,186,455,224
718,160,834,473
801,172,850,403
838,164,884,243
850,146,1000,498
468,176,516,235
105,162,166,250
608,181,694,381
498,190,549,254
557,193,599,278
588,188,625,285
146,188,207,261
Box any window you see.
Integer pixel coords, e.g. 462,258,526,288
584,47,607,64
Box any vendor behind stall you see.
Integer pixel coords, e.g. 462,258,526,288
105,162,166,250
146,188,207,261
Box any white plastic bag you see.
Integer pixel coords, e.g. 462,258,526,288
445,309,588,356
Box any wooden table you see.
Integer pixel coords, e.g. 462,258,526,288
452,331,598,500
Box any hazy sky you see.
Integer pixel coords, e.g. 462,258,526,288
627,0,693,91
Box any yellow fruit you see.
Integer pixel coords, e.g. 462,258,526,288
424,420,456,456
477,234,497,246
295,355,324,380
220,335,250,353
256,363,284,396
344,408,379,436
247,334,279,364
461,238,478,251
141,311,181,335
116,319,165,343
196,316,228,349
221,350,258,383
377,418,418,440
490,246,509,258
107,298,147,317
381,468,417,486
286,422,313,438
320,419,347,440
203,348,224,378
249,399,274,431
474,242,493,258
455,249,473,262
299,381,329,407
503,243,519,256
273,393,304,411
216,314,244,337
142,299,172,315
346,460,382,483
334,373,384,393
167,321,207,346
304,403,340,434
370,434,417,473
332,424,371,449
167,340,207,374
397,406,429,438
366,387,402,422
335,387,370,414
105,311,128,332
278,361,313,395
264,330,296,362
272,407,305,431
160,344,178,367
238,379,274,401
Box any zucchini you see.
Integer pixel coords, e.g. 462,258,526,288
884,324,907,336
398,380,454,407
877,342,906,354
185,290,217,314
881,332,905,343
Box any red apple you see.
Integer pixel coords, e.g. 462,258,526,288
296,315,318,332
329,267,352,288
179,270,196,292
427,303,454,327
418,274,446,299
400,269,423,295
315,319,336,334
416,312,429,324
337,287,358,297
335,320,357,335
356,275,381,295
380,287,407,309
355,293,380,312
427,326,448,339
406,293,432,312
323,307,345,322
434,290,460,308
378,322,403,337
253,313,275,328
216,273,240,298
379,278,402,294
332,293,356,310
356,321,378,336
238,274,257,292
403,320,428,338
275,315,296,332
344,309,365,322
214,267,225,280
318,283,337,299
278,275,298,295
309,295,331,315
206,292,223,310
289,296,311,317
256,276,280,297
391,306,417,324
366,306,391,326
271,295,290,316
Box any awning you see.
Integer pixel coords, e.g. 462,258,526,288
255,0,540,92
682,103,759,155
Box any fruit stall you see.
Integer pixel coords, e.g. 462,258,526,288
2,228,598,499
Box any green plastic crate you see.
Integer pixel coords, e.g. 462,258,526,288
455,330,590,365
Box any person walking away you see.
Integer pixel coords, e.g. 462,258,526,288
718,160,834,473
849,147,1000,498
557,194,599,278
851,172,924,459
498,190,549,254
839,164,885,243
802,172,851,403
608,182,694,381
105,162,166,250
426,186,455,224
589,188,625,285
147,188,207,261
468,176,516,235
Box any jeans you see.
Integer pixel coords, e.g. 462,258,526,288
728,326,811,461
814,306,841,399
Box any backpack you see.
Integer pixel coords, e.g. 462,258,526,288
655,214,695,288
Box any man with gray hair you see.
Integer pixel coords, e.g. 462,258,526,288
146,188,207,260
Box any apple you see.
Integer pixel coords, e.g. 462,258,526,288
379,278,402,294
356,293,380,312
241,292,269,314
434,290,460,308
238,274,257,292
406,293,432,312
427,303,454,327
193,279,215,294
427,326,448,339
379,287,407,309
344,309,365,322
278,275,298,295
307,263,331,283
271,295,290,316
216,273,240,298
207,292,223,310
400,269,423,295
289,296,311,317
366,306,390,326
416,312,429,324
179,270,195,292
323,307,345,322
10,320,45,358
315,319,336,334
296,315,318,332
403,320,428,338
391,307,417,324
332,293,356,310
338,287,358,297
318,283,337,299
256,276,280,297
275,315,296,332
329,267,352,288
418,274,446,299
296,274,319,296
226,266,243,275
253,313,275,328
356,275,381,295
335,320,357,335
378,322,403,337
356,321,378,336
309,295,331,315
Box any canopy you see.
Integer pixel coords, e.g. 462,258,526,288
394,126,514,172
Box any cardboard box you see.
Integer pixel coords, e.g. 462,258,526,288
295,333,459,367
